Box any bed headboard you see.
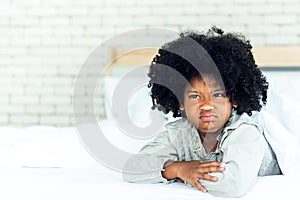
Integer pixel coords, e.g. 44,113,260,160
253,47,300,70
106,47,300,74
106,48,158,76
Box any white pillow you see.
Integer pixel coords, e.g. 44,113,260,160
260,71,300,143
263,87,300,143
102,76,178,127
103,76,153,126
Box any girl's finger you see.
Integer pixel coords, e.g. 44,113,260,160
199,173,219,182
196,165,225,173
199,161,225,167
193,179,208,192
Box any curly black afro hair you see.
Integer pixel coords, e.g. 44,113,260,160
148,27,268,118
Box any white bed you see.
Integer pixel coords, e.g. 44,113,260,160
0,168,299,200
1,120,300,200
1,47,300,199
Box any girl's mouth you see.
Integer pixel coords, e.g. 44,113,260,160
200,115,215,121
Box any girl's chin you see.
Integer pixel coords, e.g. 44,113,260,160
197,125,222,134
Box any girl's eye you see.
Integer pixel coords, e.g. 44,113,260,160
189,94,200,99
213,93,226,98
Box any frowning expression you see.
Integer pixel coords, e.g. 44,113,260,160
183,75,233,135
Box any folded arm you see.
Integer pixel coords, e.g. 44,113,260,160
200,124,267,197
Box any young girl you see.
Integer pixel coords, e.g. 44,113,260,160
122,27,282,198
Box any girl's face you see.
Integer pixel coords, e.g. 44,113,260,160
183,75,233,135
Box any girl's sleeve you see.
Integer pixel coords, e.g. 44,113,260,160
200,123,267,198
122,130,179,184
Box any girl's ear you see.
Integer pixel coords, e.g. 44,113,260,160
178,105,186,117
232,103,238,108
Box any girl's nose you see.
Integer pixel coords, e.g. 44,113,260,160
199,98,214,111
200,104,214,111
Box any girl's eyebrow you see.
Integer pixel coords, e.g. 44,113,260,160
212,88,225,92
186,90,198,93
186,88,225,94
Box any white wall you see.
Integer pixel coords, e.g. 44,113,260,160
1,0,300,126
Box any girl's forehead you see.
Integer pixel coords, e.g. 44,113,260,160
188,75,224,89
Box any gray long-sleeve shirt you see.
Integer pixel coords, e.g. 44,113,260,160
123,112,281,197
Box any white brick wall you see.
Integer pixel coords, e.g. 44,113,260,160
1,0,300,127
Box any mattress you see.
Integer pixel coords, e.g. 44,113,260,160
0,167,298,200
1,120,300,200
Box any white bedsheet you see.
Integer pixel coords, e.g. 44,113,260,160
0,167,298,200
0,121,300,200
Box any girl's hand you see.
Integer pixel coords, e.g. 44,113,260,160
163,161,225,192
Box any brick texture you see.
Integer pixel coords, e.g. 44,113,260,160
1,0,300,126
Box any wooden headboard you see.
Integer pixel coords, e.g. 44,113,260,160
106,47,300,75
106,48,158,76
252,47,300,68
